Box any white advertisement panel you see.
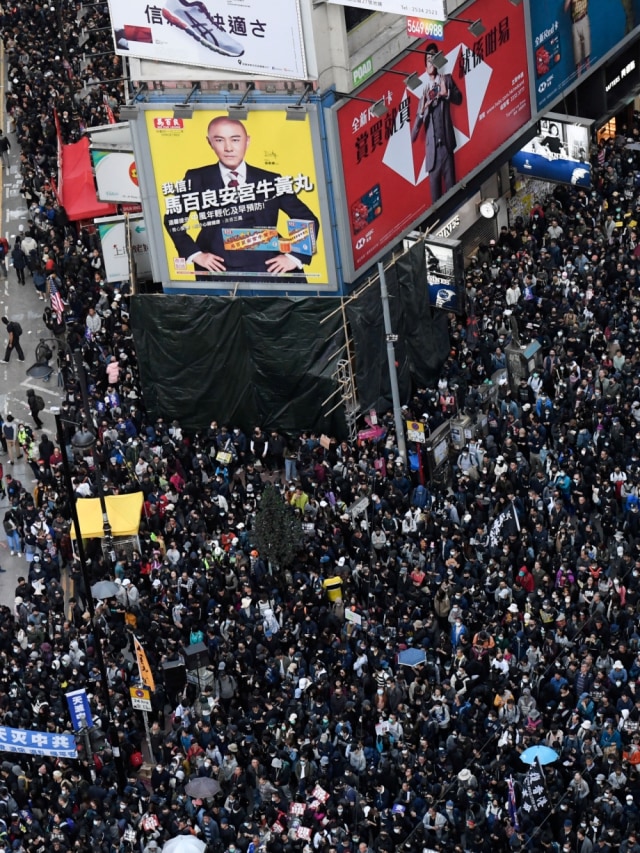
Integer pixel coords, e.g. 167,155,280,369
96,215,152,283
107,0,307,79
91,149,141,204
328,0,445,20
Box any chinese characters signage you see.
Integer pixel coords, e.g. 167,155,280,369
331,0,530,280
134,106,335,292
65,689,94,731
530,0,640,111
106,0,307,79
0,726,77,759
328,0,445,20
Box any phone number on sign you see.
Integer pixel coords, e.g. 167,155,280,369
406,17,444,39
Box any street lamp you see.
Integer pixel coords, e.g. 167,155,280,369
54,410,126,790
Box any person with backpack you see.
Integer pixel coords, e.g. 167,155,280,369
2,415,20,464
26,389,44,429
1,315,24,362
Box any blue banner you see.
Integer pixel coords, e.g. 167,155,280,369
0,726,77,759
65,689,94,731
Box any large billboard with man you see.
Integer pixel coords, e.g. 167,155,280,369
530,0,640,111
329,0,531,281
132,107,335,293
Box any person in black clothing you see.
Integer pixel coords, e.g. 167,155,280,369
1,316,24,362
26,389,43,430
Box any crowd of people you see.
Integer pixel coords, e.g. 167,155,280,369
4,2,640,853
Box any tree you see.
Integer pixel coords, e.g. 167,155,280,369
253,483,302,570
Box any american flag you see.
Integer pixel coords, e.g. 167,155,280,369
49,276,65,322
507,775,519,831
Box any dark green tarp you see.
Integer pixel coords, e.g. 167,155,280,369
130,295,347,435
346,242,449,411
130,249,449,433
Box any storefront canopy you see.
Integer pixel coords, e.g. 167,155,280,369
59,136,117,222
71,492,143,539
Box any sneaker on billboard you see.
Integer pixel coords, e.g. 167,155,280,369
162,0,244,56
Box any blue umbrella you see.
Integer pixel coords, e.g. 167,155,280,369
397,648,426,668
520,745,558,766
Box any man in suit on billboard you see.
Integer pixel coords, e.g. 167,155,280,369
411,43,463,203
164,116,320,281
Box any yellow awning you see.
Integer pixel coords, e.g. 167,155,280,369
71,492,144,539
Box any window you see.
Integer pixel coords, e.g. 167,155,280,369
344,7,374,31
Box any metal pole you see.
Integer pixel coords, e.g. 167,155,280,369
377,262,407,464
55,412,127,791
72,350,115,564
142,710,154,765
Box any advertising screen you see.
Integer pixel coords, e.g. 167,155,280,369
424,236,465,313
91,149,141,203
530,0,640,111
135,107,335,292
331,0,531,280
96,214,152,284
511,117,592,187
106,0,307,79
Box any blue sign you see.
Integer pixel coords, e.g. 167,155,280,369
530,0,640,111
65,689,94,731
0,726,77,758
512,118,591,188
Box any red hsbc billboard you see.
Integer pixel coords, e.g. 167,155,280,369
331,0,531,280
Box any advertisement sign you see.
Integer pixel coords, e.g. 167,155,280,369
65,689,94,731
424,236,464,312
512,116,592,187
135,106,336,292
107,0,307,79
91,149,141,204
96,214,152,283
0,726,77,758
530,0,640,111
606,44,640,109
406,17,445,41
331,0,530,280
328,0,445,19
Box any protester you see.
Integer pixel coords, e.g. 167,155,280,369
5,0,640,848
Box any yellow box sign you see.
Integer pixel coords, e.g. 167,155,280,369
145,109,331,288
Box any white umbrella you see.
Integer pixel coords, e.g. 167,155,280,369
162,837,207,853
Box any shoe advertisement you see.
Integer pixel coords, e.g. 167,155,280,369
107,0,307,79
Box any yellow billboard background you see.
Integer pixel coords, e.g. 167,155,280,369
145,109,330,286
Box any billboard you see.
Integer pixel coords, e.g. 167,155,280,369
511,116,592,187
328,0,445,20
90,149,141,203
606,43,640,109
96,214,153,283
132,106,336,293
106,0,307,79
424,236,465,313
330,0,531,280
531,0,640,111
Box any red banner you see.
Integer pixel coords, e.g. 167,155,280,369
334,0,531,278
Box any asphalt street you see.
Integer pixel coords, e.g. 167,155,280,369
0,114,66,595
